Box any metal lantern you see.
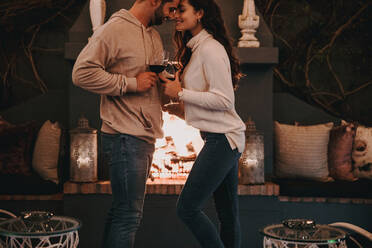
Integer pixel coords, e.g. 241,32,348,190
70,116,98,182
238,117,264,184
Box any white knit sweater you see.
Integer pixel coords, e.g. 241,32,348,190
179,29,246,152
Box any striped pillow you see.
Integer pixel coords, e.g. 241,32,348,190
32,120,61,184
274,121,333,182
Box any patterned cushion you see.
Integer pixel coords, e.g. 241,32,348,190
352,125,372,179
0,116,14,132
0,121,39,176
0,173,60,194
328,122,358,181
274,121,333,181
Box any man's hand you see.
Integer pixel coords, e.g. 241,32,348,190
136,72,158,92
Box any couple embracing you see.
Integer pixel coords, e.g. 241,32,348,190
72,0,246,247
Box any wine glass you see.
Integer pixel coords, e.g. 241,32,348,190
147,51,169,73
163,60,180,107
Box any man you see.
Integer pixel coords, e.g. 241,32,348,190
72,0,179,247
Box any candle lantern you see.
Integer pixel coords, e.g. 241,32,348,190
238,117,265,184
70,116,98,182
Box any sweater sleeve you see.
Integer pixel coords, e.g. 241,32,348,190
180,42,234,111
72,38,137,96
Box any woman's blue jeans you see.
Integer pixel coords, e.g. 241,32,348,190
177,132,242,248
101,133,154,248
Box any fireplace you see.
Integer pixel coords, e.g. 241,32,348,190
151,112,203,180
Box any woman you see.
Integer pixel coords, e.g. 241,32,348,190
159,0,246,247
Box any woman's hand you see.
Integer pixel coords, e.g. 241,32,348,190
159,71,182,99
163,101,185,120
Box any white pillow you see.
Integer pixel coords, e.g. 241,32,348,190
352,125,372,179
32,120,61,184
274,121,334,182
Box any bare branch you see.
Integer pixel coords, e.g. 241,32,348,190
305,41,314,88
269,1,280,31
290,61,298,84
273,68,295,87
269,2,293,50
311,91,343,100
326,53,345,97
264,0,275,18
345,80,372,96
28,25,40,48
57,12,73,24
12,74,41,89
31,47,64,53
23,26,48,93
312,95,340,116
318,3,369,55
27,0,76,30
2,54,16,85
272,33,293,50
327,80,372,106
24,47,48,93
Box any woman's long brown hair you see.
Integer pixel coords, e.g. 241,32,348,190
174,0,242,89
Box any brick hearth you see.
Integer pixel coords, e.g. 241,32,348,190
63,180,279,196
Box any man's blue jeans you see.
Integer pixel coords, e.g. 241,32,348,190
177,132,241,248
101,133,154,248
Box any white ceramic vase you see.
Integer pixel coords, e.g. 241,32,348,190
89,0,106,32
238,0,260,48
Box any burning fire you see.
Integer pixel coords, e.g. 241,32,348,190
151,112,204,180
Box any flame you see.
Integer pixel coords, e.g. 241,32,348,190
152,112,204,179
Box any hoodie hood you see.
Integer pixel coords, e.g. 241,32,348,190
109,9,159,65
110,9,149,29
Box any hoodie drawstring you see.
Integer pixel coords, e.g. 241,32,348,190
141,26,149,65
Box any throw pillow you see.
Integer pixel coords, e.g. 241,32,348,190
328,122,358,181
352,125,372,180
0,116,14,132
274,121,334,182
32,120,61,184
0,121,38,176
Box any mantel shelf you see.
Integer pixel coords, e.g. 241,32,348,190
236,47,278,65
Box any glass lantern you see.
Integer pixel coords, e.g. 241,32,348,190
260,219,348,248
238,117,265,184
69,116,98,182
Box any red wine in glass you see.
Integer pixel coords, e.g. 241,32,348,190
148,64,165,73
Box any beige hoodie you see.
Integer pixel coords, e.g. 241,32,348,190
72,9,164,144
